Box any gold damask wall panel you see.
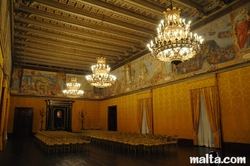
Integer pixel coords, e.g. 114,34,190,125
153,82,193,139
153,74,218,139
8,97,100,133
0,69,3,102
0,46,3,68
72,100,100,131
218,66,250,144
87,74,219,138
100,94,138,132
8,97,46,133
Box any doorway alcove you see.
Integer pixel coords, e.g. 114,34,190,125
45,100,74,131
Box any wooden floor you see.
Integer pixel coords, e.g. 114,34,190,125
0,136,249,166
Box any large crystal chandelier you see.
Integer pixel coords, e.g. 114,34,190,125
62,77,84,98
147,0,204,66
85,57,116,88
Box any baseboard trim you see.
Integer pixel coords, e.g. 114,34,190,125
7,133,36,139
178,139,250,151
223,142,250,151
178,138,193,146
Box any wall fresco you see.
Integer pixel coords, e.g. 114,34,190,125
109,66,124,96
55,72,66,96
176,2,250,76
107,54,174,96
10,68,22,91
230,3,250,60
10,69,98,98
176,14,235,75
20,69,57,96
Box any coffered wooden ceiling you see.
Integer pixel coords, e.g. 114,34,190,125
12,0,241,75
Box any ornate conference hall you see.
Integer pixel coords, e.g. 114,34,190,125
0,0,250,165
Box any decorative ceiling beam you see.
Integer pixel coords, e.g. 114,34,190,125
13,56,92,71
14,33,131,55
123,0,203,16
174,0,203,13
14,40,127,60
15,2,153,35
14,12,147,44
14,48,96,65
14,45,121,64
14,26,137,52
123,0,165,15
14,47,118,65
76,0,158,25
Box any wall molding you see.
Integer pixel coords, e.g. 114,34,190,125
136,89,152,99
186,73,216,84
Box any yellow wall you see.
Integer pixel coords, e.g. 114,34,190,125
9,97,47,132
8,97,100,133
218,66,250,144
153,74,217,139
100,93,139,132
8,65,250,144
153,81,193,138
72,100,100,131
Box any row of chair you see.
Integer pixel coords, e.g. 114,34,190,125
35,131,91,154
80,130,178,155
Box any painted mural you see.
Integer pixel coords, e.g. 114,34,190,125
55,72,66,96
10,2,250,98
10,68,22,91
176,2,250,75
10,69,97,98
109,66,124,96
104,54,174,96
230,4,250,60
177,13,235,75
20,69,57,96
131,54,173,88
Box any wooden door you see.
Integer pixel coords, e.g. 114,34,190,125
108,106,117,131
13,107,33,138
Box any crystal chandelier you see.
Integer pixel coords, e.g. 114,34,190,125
147,0,204,66
62,77,84,98
85,57,116,88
